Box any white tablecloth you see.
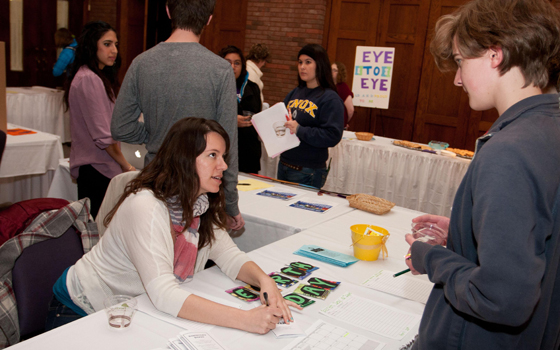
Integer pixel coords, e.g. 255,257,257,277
233,174,355,252
260,131,470,217
0,124,64,205
46,171,356,252
47,158,77,201
9,205,427,350
6,86,71,143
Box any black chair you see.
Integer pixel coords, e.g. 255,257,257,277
11,226,84,339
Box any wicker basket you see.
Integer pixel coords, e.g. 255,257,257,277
355,132,374,141
347,194,395,215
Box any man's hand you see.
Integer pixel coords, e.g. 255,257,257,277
228,213,245,231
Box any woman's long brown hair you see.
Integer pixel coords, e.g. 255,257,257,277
103,118,230,249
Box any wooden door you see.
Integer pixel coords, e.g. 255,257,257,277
325,0,382,133
117,0,146,82
0,0,84,87
5,0,58,87
200,0,249,54
413,0,498,150
325,0,432,140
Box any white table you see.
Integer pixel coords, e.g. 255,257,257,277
6,86,71,143
46,158,77,201
9,205,428,350
260,131,471,217
0,124,64,205
46,171,356,252
233,174,355,252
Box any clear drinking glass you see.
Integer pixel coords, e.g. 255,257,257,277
104,295,137,330
411,222,447,246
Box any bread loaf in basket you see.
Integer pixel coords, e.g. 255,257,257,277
347,194,395,215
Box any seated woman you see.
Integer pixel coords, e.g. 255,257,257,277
218,45,262,174
279,44,344,188
47,118,299,334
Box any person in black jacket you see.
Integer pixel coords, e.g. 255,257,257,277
218,46,262,174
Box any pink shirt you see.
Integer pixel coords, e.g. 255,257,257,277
69,66,121,180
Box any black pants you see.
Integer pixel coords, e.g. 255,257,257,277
77,164,111,220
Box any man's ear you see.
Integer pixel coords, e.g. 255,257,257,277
166,5,171,19
207,15,213,26
490,46,503,68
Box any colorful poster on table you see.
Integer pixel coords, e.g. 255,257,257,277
352,46,395,109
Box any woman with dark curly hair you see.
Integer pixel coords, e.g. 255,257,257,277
65,21,134,219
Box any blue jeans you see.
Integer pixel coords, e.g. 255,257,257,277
277,162,328,189
44,295,83,331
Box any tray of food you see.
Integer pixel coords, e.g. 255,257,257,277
392,140,433,151
446,147,474,159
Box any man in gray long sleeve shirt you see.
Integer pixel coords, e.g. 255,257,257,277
111,0,244,229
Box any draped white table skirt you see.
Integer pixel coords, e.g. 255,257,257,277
258,131,470,217
6,86,71,143
0,124,64,205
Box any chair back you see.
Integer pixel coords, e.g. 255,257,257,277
96,170,139,237
11,226,84,338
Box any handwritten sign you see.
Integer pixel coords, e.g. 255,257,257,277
352,46,395,109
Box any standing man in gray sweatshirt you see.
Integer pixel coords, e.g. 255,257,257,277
111,0,244,230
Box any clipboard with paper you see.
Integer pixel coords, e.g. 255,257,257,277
251,102,300,158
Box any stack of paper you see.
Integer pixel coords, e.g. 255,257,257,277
272,321,306,338
294,245,359,267
251,102,300,158
168,332,225,350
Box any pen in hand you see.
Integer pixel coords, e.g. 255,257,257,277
263,292,269,307
393,268,411,277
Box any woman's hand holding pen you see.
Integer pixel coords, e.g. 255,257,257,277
284,109,299,134
258,276,302,325
245,302,281,334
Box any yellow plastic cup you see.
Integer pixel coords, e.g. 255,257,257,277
350,224,390,261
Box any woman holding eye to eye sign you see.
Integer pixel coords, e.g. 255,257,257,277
47,118,301,334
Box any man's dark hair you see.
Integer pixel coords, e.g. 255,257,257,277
166,0,216,35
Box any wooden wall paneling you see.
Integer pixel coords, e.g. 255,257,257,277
144,0,171,51
413,0,497,150
374,0,431,140
24,0,58,87
200,0,248,54
117,0,146,82
413,0,463,147
326,0,383,133
0,0,10,85
68,0,86,35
